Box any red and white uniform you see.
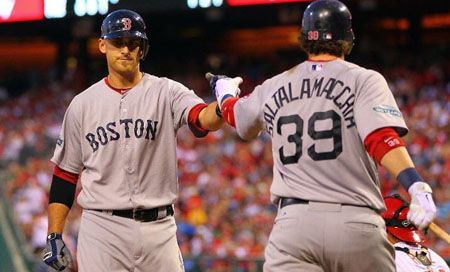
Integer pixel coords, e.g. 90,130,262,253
394,241,450,272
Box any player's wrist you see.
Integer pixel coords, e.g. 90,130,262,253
47,233,63,241
215,104,222,118
397,167,425,191
219,94,234,106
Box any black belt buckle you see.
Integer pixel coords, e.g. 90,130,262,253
132,208,157,222
166,205,174,217
132,208,143,221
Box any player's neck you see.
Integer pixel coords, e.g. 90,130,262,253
308,54,343,62
107,69,143,89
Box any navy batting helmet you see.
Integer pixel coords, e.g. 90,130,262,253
381,195,426,244
302,0,354,43
101,9,149,60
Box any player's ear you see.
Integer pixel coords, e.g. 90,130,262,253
99,38,106,54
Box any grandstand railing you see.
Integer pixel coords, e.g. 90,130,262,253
0,170,35,272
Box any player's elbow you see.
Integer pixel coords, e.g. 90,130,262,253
237,127,260,141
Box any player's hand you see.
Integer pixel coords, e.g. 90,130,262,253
205,72,242,108
407,182,436,230
42,233,73,271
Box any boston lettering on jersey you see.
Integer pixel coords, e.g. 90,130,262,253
264,77,356,135
85,118,159,152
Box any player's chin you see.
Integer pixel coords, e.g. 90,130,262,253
116,62,137,72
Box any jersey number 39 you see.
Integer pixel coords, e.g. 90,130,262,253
277,110,342,164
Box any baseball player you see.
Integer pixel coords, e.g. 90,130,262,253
41,9,237,272
382,195,449,272
207,0,437,271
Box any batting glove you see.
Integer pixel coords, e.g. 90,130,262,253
407,182,436,230
42,233,73,271
205,72,242,108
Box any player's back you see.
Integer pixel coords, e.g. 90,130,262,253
234,59,407,209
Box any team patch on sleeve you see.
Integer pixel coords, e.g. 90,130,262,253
372,105,402,117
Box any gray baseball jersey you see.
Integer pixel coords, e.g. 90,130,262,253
234,59,408,211
51,73,205,210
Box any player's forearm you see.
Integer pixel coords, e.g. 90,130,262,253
198,102,224,131
380,146,415,179
382,146,436,230
48,203,71,233
47,170,78,234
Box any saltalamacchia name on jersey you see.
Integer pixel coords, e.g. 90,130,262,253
264,77,356,136
85,118,159,152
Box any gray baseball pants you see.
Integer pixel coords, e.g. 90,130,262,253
264,201,395,272
77,210,184,272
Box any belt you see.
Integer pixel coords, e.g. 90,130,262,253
279,197,309,209
279,197,374,211
93,205,174,222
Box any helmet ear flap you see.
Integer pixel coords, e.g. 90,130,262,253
140,38,149,60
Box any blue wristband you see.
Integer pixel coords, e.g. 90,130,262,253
397,167,423,190
220,94,233,105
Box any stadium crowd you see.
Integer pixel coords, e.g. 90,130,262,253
0,53,448,271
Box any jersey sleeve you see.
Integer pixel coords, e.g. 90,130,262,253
233,84,266,140
50,99,84,174
169,80,206,132
354,71,408,141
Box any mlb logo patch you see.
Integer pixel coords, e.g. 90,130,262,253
312,64,323,71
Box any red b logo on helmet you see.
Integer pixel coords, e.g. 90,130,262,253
307,31,319,40
122,18,132,30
